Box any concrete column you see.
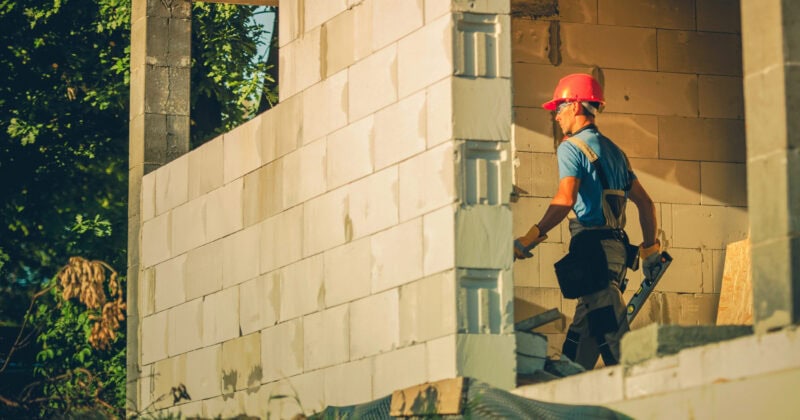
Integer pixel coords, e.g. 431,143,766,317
741,0,800,333
451,0,515,389
128,0,191,410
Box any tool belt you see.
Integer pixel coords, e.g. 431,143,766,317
555,229,613,299
555,228,639,299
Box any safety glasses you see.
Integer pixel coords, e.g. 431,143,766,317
556,101,573,115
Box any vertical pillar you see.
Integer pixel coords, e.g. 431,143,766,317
741,0,800,333
451,0,515,389
128,0,191,410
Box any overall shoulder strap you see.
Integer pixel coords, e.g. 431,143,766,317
567,137,609,189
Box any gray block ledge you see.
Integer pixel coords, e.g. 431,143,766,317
621,324,753,366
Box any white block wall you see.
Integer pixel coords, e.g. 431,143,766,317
135,0,517,417
511,0,747,354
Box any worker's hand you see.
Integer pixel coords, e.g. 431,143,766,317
640,241,662,279
514,225,547,260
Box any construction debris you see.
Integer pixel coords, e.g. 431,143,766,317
516,331,548,374
515,308,561,332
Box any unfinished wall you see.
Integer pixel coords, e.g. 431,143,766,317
511,0,748,355
133,0,516,417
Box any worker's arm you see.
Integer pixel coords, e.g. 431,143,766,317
515,176,579,260
627,179,657,247
536,176,580,236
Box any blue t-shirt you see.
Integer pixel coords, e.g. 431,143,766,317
556,125,636,227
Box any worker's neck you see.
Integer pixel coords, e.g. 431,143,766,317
567,118,594,136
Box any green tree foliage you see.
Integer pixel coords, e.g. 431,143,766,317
0,0,276,416
0,0,275,322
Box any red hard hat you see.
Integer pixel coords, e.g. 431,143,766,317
542,73,605,111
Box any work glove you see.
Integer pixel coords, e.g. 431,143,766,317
514,225,548,260
640,241,662,280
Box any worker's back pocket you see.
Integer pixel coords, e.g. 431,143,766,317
555,230,612,299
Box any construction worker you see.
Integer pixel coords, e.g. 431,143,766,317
514,73,661,370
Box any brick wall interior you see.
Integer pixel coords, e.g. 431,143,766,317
134,1,468,417
511,0,748,357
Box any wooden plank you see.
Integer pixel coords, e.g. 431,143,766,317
389,377,466,417
716,238,753,325
514,307,561,331
193,0,278,6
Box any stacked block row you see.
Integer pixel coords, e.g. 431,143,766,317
133,1,499,417
511,325,800,418
510,0,747,353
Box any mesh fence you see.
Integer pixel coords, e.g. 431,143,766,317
310,379,632,420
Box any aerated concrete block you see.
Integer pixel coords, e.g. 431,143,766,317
282,139,326,208
167,298,203,356
455,206,513,269
141,211,171,268
324,237,372,307
374,91,427,171
699,75,745,119
373,344,428,398
398,13,453,98
561,23,657,71
423,205,456,276
141,310,168,365
279,254,324,321
261,319,304,382
239,273,280,335
456,333,516,390
350,289,400,359
399,271,457,345
202,287,239,347
370,218,424,293
371,0,423,51
348,44,398,121
302,70,348,144
426,78,453,148
621,323,752,366
185,344,222,401
221,333,262,392
222,225,261,288
223,117,264,184
304,0,347,31
452,0,510,14
205,178,243,243
453,77,512,141
303,304,350,370
324,358,374,406
348,166,400,239
597,114,659,159
303,187,348,257
184,240,223,300
657,30,742,76
259,205,303,274
154,254,186,312
598,0,694,30
426,334,458,382
188,137,224,200
399,142,456,222
326,116,374,189
170,195,206,256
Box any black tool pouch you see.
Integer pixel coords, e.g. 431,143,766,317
554,230,612,299
625,242,640,271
